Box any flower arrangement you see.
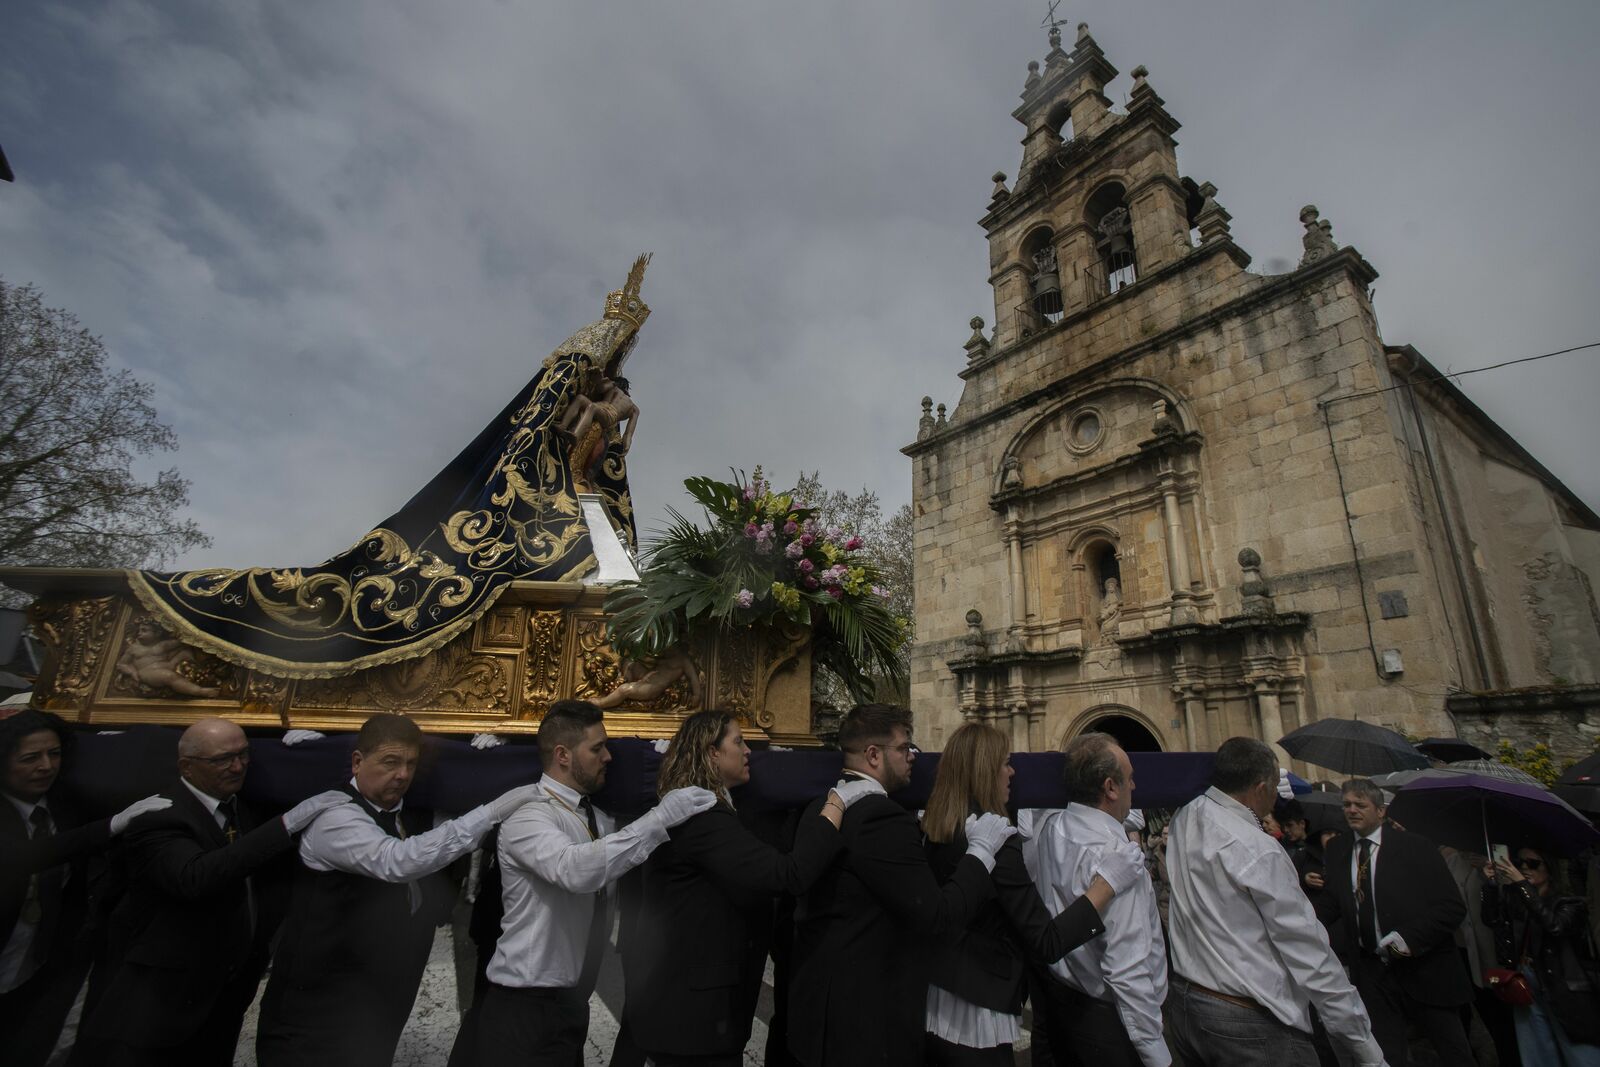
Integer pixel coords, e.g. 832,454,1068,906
604,468,907,704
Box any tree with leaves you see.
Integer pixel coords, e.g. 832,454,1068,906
0,278,208,581
792,471,914,707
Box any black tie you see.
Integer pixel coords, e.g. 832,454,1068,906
1356,837,1377,953
219,797,240,842
577,797,608,994
21,808,58,934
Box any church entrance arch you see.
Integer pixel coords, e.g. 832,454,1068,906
1067,708,1164,752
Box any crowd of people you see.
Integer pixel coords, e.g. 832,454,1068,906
2,700,1597,1067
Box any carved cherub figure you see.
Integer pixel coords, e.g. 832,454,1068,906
560,368,640,456
115,619,222,698
593,645,702,710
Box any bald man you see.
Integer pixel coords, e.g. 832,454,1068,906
80,719,345,1067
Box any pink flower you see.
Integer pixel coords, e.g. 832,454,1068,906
800,533,814,546
743,486,757,501
783,520,799,536
798,558,815,574
803,576,820,590
744,522,758,538
826,526,843,541
735,589,754,608
827,587,844,599
845,535,863,551
785,541,804,559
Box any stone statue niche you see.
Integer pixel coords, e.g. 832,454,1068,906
1089,542,1122,641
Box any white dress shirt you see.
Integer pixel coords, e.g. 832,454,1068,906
1349,826,1382,946
181,777,230,830
0,794,53,991
1166,788,1384,1067
298,782,494,914
1033,805,1171,1067
487,776,668,989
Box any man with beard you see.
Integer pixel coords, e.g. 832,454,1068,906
461,700,716,1067
255,713,545,1067
788,703,1013,1067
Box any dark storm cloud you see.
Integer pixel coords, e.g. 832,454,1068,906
1,0,1595,569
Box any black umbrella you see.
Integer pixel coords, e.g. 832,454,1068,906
1414,737,1491,762
1279,719,1432,775
1555,753,1600,817
1294,791,1348,835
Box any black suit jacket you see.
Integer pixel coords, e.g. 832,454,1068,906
925,834,1105,1014
0,793,109,971
788,792,994,1067
84,781,295,1048
625,803,842,1057
1323,826,1471,1007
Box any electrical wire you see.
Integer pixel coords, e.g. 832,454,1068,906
1324,341,1600,406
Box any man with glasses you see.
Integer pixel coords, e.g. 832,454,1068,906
81,717,346,1066
789,703,1014,1067
1323,777,1472,1066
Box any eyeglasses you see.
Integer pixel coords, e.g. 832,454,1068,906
187,748,251,768
1515,857,1545,871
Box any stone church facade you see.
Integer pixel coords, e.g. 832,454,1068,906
904,24,1600,764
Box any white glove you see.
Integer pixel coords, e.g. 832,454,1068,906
651,738,671,754
282,729,325,746
1377,931,1411,958
109,794,173,835
650,786,719,829
283,790,351,834
488,783,545,822
1123,808,1146,833
963,812,1017,871
1093,840,1149,894
1277,768,1295,801
470,733,506,750
96,730,125,735
831,778,880,809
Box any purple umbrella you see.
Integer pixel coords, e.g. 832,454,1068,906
1386,770,1600,857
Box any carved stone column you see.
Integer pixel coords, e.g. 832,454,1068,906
1172,681,1209,751
1004,505,1027,640
1157,471,1196,624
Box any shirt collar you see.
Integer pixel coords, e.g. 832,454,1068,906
4,792,44,824
540,775,586,810
840,770,888,797
348,776,404,815
1359,825,1383,847
1065,801,1126,838
1204,785,1265,832
181,777,226,815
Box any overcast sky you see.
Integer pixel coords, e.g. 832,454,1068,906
3,0,1597,571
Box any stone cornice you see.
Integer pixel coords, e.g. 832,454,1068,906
1113,612,1312,654
988,431,1204,513
901,246,1378,458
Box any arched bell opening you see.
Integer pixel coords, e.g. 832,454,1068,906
1085,181,1137,296
1021,226,1063,326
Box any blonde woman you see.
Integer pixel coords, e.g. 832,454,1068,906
624,710,860,1067
921,723,1144,1066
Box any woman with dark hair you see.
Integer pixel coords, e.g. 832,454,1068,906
624,710,862,1067
920,723,1142,1066
0,709,170,1067
1485,845,1600,1066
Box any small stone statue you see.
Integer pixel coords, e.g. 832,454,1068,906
1000,455,1023,491
1098,576,1122,633
1298,205,1338,265
115,618,222,698
594,645,702,710
1032,244,1059,277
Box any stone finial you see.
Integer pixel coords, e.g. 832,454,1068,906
1238,547,1274,617
1025,60,1041,89
990,171,1010,205
1000,454,1023,490
935,403,948,430
1151,399,1178,437
1298,204,1338,266
918,396,935,440
1076,21,1091,44
965,316,990,361
965,608,984,627
1130,65,1150,93
1194,180,1233,245
963,608,987,655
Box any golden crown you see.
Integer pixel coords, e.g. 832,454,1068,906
603,253,653,332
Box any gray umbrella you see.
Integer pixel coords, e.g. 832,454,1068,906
1279,719,1432,775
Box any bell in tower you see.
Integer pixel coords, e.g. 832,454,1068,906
1031,244,1063,320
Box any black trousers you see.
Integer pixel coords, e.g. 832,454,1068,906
472,983,590,1067
0,955,90,1067
1352,955,1472,1067
645,1052,743,1067
1033,973,1142,1067
924,1033,1014,1066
